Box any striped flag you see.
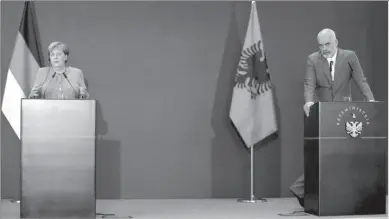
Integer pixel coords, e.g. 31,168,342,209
2,1,43,139
229,1,278,148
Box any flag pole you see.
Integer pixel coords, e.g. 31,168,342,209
238,144,267,203
237,1,267,203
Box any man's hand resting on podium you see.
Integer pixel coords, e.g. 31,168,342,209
303,102,314,117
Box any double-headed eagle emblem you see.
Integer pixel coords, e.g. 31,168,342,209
345,113,363,138
346,121,363,138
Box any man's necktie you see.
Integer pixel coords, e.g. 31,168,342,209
330,61,334,81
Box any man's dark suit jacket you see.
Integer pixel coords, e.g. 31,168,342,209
304,48,374,103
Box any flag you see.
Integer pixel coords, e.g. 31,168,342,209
2,1,43,139
229,1,277,148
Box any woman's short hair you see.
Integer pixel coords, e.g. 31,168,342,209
48,41,69,62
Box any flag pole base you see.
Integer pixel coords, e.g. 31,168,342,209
237,196,267,203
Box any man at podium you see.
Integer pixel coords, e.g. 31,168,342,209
28,41,89,99
290,28,375,207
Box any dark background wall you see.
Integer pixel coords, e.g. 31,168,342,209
1,1,387,199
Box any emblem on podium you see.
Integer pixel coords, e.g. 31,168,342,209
336,106,370,138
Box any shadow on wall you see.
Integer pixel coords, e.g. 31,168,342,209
93,93,122,199
210,2,248,198
96,139,121,199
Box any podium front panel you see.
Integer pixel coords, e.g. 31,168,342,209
21,99,96,218
305,102,387,216
318,138,386,216
319,102,387,138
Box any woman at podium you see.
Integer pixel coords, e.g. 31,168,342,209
28,41,89,99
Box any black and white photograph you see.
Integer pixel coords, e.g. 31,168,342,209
0,1,388,218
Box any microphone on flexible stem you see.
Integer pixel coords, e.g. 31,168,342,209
40,72,56,98
63,73,79,99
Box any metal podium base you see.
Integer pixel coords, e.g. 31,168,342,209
237,196,267,203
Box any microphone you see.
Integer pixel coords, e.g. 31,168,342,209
63,73,78,98
41,72,56,98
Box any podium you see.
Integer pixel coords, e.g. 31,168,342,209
304,102,387,216
20,99,96,218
